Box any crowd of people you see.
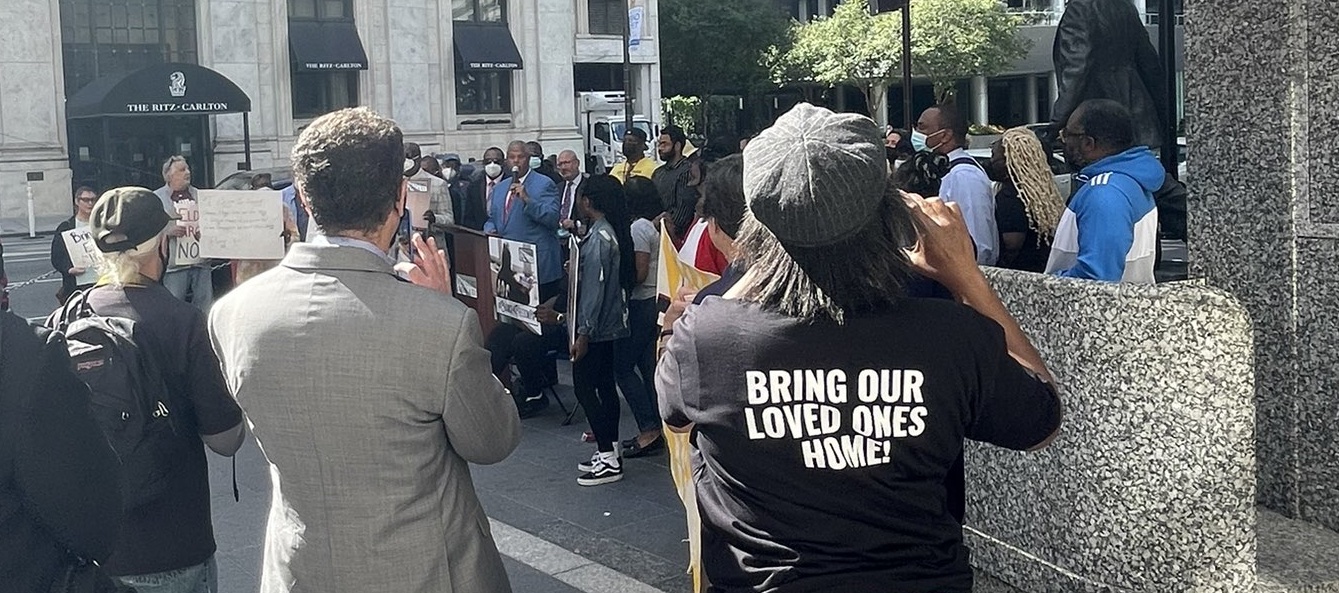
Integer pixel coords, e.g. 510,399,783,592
2,91,1171,592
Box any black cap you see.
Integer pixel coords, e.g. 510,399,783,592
625,128,648,143
90,187,178,253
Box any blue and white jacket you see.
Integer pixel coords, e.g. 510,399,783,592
1045,147,1162,284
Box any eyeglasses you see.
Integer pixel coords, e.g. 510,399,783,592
76,196,97,204
1059,128,1088,143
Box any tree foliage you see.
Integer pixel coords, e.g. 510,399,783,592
659,0,792,98
768,0,1030,118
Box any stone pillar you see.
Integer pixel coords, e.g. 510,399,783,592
1024,75,1039,124
970,75,988,124
1188,0,1339,530
0,0,73,233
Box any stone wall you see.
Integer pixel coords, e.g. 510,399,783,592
966,270,1256,593
1186,0,1339,531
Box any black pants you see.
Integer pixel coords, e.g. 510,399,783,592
485,280,566,396
573,340,620,453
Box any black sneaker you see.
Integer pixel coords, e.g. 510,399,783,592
517,394,550,419
577,457,624,486
577,450,622,472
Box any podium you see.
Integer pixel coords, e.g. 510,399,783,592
447,225,497,337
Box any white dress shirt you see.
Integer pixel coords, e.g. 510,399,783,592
939,148,999,266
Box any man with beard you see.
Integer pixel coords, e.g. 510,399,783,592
652,126,696,245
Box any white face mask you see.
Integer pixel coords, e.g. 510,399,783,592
444,168,458,181
484,162,503,179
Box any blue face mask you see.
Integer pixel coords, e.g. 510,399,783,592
910,130,930,152
528,156,542,170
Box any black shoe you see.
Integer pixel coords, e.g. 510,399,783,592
517,394,550,419
577,457,624,486
623,435,665,458
620,437,638,449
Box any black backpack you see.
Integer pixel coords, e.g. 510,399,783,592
47,290,184,511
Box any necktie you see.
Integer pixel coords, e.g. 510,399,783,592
561,181,574,221
503,182,515,227
486,180,495,216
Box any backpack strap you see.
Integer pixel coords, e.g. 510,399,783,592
949,156,984,172
51,289,95,332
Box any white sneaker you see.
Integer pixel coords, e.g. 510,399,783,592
577,457,624,486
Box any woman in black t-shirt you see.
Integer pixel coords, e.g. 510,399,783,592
988,128,1067,273
656,104,1063,593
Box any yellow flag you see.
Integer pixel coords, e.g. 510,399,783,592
655,223,718,593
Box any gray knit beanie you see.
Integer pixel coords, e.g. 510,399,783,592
742,103,888,248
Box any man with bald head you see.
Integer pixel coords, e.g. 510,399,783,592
485,140,562,290
555,149,586,230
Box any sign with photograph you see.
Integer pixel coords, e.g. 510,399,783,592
488,236,542,335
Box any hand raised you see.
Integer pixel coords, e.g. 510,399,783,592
393,233,452,295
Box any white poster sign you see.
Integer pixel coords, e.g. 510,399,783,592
170,198,203,266
61,228,105,286
197,190,285,260
488,236,542,335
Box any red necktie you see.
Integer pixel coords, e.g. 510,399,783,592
503,183,515,227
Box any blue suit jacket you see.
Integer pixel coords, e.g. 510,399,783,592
484,172,562,284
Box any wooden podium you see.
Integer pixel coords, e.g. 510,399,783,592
447,225,497,337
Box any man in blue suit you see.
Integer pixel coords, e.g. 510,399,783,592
484,140,566,417
485,140,563,290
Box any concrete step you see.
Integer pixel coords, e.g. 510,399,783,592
1257,507,1339,592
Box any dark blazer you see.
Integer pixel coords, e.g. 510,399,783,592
0,311,123,592
1050,0,1168,150
460,173,510,231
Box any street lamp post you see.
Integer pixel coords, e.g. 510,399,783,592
623,0,635,135
875,0,914,132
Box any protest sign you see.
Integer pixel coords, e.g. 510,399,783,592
197,190,284,260
61,227,105,286
169,196,203,267
566,235,580,348
406,178,432,230
488,236,541,335
654,223,720,593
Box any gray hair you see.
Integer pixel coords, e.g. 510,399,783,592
733,181,919,324
162,155,188,179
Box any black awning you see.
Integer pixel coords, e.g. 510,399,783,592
453,22,523,70
289,21,369,71
66,63,252,119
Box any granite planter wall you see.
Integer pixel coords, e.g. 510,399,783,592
966,270,1256,593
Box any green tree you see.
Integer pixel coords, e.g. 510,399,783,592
659,0,792,98
768,0,1030,121
910,0,1030,101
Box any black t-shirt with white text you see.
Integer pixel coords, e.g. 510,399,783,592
659,298,1060,593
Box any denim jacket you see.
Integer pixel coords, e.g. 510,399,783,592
576,218,630,343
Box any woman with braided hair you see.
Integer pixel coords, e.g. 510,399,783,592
988,127,1067,272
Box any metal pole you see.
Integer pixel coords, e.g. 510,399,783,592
901,3,913,132
25,182,36,238
243,112,252,171
1158,0,1178,177
623,0,634,134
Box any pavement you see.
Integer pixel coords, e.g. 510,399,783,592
3,232,1034,593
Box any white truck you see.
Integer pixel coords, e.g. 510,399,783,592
577,91,657,174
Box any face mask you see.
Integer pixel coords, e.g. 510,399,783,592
444,168,457,181
910,130,930,152
528,156,542,170
484,162,503,179
623,144,642,159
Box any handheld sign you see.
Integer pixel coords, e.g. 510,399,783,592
197,190,285,260
61,227,105,286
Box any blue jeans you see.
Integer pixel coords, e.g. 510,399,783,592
162,267,213,311
615,297,660,433
117,557,217,593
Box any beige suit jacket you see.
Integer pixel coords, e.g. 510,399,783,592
209,241,519,593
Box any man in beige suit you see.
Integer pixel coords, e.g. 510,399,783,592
209,107,520,593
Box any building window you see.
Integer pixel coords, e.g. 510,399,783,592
455,69,512,115
453,0,505,22
292,71,359,119
289,0,352,20
59,0,199,97
587,0,626,35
